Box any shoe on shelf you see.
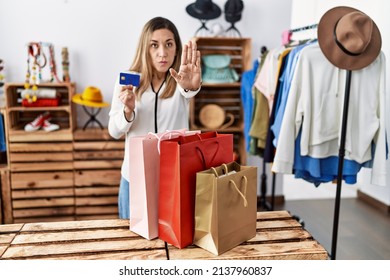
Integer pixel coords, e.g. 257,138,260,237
42,119,60,132
24,112,50,132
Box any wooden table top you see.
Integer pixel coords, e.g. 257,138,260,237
0,210,328,260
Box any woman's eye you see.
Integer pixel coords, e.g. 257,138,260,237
167,42,173,47
151,43,158,48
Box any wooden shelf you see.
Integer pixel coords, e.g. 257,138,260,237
8,105,71,113
4,82,76,133
3,82,76,223
7,128,73,142
190,37,252,164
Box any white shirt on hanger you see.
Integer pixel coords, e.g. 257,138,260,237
272,43,387,187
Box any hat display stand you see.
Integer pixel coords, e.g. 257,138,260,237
224,22,241,38
194,20,212,37
223,0,244,38
186,0,222,37
81,106,104,130
72,86,109,131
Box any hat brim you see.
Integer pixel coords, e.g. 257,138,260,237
186,3,221,20
317,6,382,70
72,94,110,108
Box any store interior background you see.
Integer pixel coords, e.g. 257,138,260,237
0,0,389,208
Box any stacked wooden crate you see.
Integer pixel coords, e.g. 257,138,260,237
73,128,124,220
190,37,252,164
4,83,76,223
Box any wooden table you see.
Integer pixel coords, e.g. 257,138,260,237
0,210,328,260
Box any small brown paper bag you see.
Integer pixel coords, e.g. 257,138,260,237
194,161,257,255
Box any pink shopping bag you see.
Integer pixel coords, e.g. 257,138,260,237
128,129,199,240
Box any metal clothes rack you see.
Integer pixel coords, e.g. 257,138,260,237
258,45,273,212
289,23,318,33
281,22,352,260
287,22,350,260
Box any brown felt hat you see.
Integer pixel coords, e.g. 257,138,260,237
317,6,381,70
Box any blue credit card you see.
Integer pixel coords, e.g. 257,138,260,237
119,71,140,86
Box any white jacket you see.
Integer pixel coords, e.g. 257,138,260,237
272,43,387,186
108,78,199,180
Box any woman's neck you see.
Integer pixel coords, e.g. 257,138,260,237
152,72,167,92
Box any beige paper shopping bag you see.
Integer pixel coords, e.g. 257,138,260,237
194,162,257,255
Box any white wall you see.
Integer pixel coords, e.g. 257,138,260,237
0,0,292,198
290,0,390,205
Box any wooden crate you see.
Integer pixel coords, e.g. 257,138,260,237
73,128,124,220
6,141,75,223
191,37,252,164
1,169,12,224
10,171,75,223
3,83,76,223
8,142,74,172
0,219,166,260
4,83,75,142
0,211,328,260
167,211,329,260
194,37,252,74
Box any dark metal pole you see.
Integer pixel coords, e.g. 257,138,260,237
331,69,352,260
271,172,276,210
260,157,269,210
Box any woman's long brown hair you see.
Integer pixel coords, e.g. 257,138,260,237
129,17,182,99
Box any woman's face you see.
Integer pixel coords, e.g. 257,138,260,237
149,28,177,75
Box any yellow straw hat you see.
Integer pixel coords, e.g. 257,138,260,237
72,86,109,108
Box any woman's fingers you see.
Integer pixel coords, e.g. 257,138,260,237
187,40,193,66
181,40,198,67
191,41,198,65
196,50,201,67
181,43,188,66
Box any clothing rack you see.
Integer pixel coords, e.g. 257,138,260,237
283,24,318,45
259,159,274,211
258,45,273,212
289,23,318,33
287,22,348,260
259,26,318,216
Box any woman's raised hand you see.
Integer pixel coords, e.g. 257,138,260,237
170,40,202,91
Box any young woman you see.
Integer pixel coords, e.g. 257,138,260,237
108,17,202,219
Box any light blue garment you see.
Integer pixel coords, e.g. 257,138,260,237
240,59,259,151
118,176,130,219
271,42,315,148
293,129,370,187
0,114,6,152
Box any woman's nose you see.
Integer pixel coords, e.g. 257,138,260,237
158,46,167,57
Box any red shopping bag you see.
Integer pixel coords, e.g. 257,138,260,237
158,131,233,248
129,130,199,240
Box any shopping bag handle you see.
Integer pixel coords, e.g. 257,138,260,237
229,177,248,207
211,163,229,177
154,130,202,154
195,141,220,169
